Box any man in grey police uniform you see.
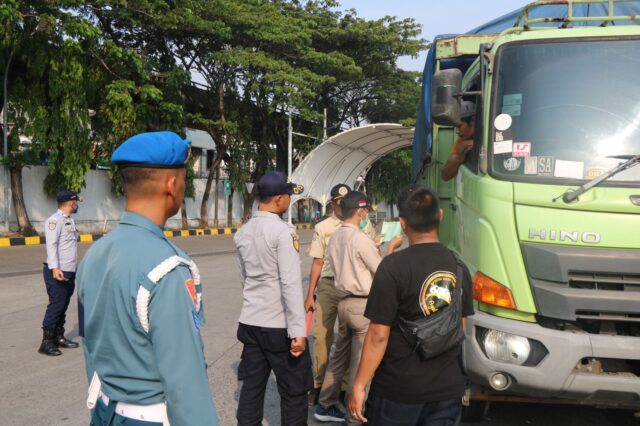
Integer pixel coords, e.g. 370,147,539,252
234,171,313,426
77,131,219,426
38,190,82,356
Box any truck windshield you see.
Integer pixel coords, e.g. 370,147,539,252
491,39,640,184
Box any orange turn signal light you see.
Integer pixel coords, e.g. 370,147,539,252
473,272,516,310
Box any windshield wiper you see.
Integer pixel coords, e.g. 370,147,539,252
554,154,640,203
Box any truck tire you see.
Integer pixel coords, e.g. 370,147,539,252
461,400,490,422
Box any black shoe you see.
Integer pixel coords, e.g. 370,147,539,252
38,329,62,356
55,327,79,349
308,387,320,406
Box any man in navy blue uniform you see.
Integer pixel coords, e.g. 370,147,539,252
77,131,219,425
38,190,82,356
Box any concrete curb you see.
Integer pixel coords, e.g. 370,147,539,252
0,223,313,247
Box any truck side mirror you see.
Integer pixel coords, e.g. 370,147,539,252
431,69,462,126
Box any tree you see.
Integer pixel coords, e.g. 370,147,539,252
1,0,426,234
368,148,413,218
1,1,100,235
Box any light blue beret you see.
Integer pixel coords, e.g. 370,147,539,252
111,131,191,168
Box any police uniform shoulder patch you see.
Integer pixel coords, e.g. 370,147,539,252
291,232,300,252
185,278,197,307
48,220,57,231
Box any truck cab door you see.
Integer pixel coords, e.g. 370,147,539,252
433,125,458,247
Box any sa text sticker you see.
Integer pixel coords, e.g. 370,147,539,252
538,156,554,176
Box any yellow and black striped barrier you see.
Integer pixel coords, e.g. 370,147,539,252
0,228,237,248
0,224,315,247
0,233,104,247
163,228,237,238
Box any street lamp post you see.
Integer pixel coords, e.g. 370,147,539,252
287,110,293,224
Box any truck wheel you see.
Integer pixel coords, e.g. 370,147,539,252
461,400,490,422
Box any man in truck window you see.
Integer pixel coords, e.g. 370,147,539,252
441,101,476,182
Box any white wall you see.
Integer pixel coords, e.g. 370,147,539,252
0,165,246,234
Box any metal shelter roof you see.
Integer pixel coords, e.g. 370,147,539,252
292,123,414,206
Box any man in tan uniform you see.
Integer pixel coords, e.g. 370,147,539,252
306,183,351,404
313,191,402,424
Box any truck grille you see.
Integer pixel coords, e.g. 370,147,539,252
522,243,640,336
569,272,640,292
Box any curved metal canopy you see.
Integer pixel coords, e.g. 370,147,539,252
292,123,414,206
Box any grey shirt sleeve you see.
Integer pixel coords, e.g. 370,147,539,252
276,229,306,338
44,216,62,270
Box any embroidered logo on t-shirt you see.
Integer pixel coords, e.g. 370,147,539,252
419,271,457,316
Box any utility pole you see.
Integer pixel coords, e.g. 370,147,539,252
287,110,293,224
323,108,327,141
3,51,13,233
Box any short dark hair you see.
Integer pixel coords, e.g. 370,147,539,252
341,206,359,220
461,115,475,125
398,185,440,232
325,203,334,215
120,167,157,192
120,166,182,196
259,195,275,204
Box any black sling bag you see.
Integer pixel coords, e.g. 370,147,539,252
396,251,466,361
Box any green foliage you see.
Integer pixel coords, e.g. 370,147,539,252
368,148,413,206
1,0,425,223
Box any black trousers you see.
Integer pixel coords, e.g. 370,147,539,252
42,265,75,330
365,394,462,426
236,323,313,426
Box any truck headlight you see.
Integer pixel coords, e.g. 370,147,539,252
476,327,548,367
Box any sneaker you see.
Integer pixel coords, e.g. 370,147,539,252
314,404,346,423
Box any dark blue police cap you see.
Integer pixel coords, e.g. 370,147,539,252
111,131,191,168
56,190,82,203
258,171,304,196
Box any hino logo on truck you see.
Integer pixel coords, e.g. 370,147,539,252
528,228,601,244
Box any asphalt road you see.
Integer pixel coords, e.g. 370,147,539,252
0,231,638,426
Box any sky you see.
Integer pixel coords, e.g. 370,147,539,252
338,0,526,71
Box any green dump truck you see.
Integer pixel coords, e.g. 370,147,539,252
412,0,640,418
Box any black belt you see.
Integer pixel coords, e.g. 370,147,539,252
320,276,334,281
344,294,368,299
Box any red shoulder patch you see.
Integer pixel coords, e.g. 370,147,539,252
185,278,197,305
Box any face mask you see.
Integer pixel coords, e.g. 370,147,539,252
359,216,368,229
72,204,79,214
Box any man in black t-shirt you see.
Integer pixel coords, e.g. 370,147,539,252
347,185,474,426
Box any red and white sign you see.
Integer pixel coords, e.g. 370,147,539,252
512,142,531,157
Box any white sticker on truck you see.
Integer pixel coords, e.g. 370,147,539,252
554,160,584,179
494,113,512,131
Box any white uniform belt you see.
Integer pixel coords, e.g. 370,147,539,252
100,391,167,423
